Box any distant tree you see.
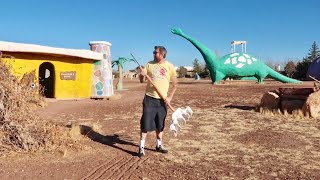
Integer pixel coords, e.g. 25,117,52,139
178,66,188,78
265,60,274,70
308,41,320,61
192,58,202,74
294,41,320,79
294,57,310,80
199,64,210,78
284,61,296,78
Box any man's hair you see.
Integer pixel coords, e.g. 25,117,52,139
154,46,167,58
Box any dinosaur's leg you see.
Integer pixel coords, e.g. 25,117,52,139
257,78,264,84
213,71,226,84
255,71,268,84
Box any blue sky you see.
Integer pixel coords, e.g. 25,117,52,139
1,0,319,71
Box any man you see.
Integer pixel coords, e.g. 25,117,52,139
138,46,177,157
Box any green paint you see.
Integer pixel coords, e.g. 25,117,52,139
95,82,103,90
94,60,101,65
171,28,301,84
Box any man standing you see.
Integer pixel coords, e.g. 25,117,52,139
138,46,177,157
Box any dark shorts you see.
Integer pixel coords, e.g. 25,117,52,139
140,95,167,132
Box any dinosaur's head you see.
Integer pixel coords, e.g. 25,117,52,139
171,28,184,36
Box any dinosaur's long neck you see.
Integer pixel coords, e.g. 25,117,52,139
176,33,218,67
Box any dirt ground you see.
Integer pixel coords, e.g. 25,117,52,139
0,78,320,179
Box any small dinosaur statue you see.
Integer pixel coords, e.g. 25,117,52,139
171,28,301,84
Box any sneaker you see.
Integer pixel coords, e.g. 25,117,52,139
138,147,145,158
155,145,168,154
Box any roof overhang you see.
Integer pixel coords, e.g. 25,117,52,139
0,41,104,61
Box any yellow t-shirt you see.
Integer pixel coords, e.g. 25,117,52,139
145,60,177,99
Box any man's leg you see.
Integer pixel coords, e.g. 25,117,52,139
155,130,168,153
140,131,147,148
138,131,147,157
155,102,168,153
156,130,163,146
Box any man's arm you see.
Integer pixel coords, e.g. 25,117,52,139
165,76,177,105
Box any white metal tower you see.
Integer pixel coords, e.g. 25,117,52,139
231,41,247,53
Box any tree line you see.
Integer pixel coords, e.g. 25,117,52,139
284,41,319,80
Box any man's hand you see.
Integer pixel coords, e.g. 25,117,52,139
165,96,172,105
139,66,147,76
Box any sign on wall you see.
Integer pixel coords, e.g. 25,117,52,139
60,71,76,80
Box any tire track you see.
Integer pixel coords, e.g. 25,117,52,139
81,156,149,180
91,157,125,180
97,157,135,179
81,156,123,180
119,157,149,180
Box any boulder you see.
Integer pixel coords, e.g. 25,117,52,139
303,91,320,118
260,91,280,110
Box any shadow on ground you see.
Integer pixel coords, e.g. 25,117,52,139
224,104,257,111
68,125,157,156
77,125,139,156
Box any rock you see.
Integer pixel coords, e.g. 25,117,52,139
260,91,280,110
0,88,4,101
0,102,4,111
303,91,320,118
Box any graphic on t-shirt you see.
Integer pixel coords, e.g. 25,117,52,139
159,68,166,76
152,66,167,80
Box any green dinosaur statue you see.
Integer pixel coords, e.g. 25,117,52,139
171,28,301,84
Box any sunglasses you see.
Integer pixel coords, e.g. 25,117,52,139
153,51,160,55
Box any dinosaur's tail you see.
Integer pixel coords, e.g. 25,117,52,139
267,67,301,83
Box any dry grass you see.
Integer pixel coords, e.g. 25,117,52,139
154,80,320,178
68,121,103,141
107,92,122,101
0,53,82,155
68,123,82,141
91,121,102,134
166,98,320,178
